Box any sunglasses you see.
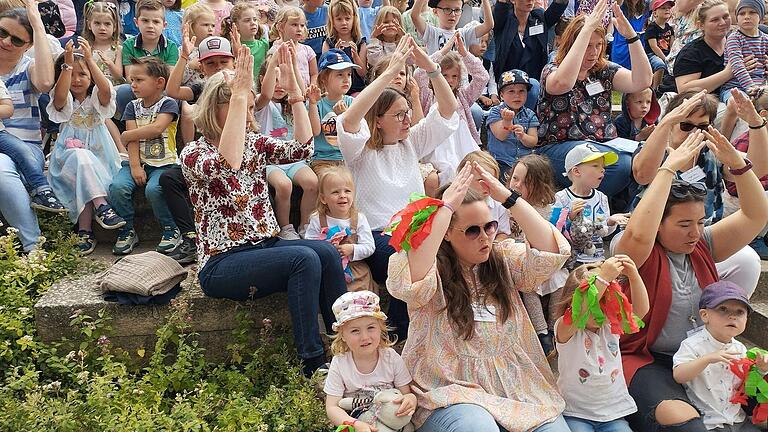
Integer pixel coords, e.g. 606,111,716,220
679,122,710,132
670,180,707,199
0,27,29,48
453,220,498,240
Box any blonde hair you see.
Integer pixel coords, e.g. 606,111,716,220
696,0,727,24
330,317,395,355
270,6,306,41
327,0,363,43
0,0,23,12
83,2,121,45
554,15,608,74
373,6,404,41
369,53,414,95
458,150,499,178
316,166,358,219
555,263,604,319
182,2,215,28
192,71,257,140
222,2,263,41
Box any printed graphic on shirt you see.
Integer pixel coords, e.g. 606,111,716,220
321,111,340,146
307,25,327,42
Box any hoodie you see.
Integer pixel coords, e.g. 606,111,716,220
614,91,660,140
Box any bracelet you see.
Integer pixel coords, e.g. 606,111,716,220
180,55,189,61
287,96,305,105
749,118,767,129
342,420,357,426
657,166,676,175
426,64,442,79
595,274,611,286
625,34,640,44
442,202,455,213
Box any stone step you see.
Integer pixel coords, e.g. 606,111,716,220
744,301,768,349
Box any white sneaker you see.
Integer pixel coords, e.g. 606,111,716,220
278,224,301,240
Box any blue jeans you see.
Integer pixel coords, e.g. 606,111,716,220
368,231,409,340
471,102,488,132
526,78,541,111
564,417,632,432
197,238,347,359
538,140,633,199
0,153,41,251
115,84,136,120
418,404,571,432
108,161,177,230
0,130,50,192
648,54,666,72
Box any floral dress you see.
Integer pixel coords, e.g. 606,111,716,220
386,233,571,431
93,45,125,86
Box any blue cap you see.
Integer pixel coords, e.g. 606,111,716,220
318,49,361,72
699,281,753,312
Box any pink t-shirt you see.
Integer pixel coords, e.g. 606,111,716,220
202,1,234,35
57,0,76,37
323,347,412,400
268,40,316,87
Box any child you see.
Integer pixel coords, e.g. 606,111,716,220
222,2,269,80
196,0,232,35
269,6,318,87
615,88,661,141
645,0,675,90
411,0,493,55
47,39,125,255
555,256,649,431
308,49,358,174
555,144,630,265
179,2,216,88
487,69,539,178
305,166,375,292
457,151,512,240
358,0,385,41
83,1,124,86
322,0,368,95
109,57,181,255
367,6,405,68
162,0,182,47
722,0,768,103
673,281,767,432
324,291,417,431
302,0,329,57
415,32,486,185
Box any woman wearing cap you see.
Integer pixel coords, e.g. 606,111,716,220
612,127,768,431
536,0,652,203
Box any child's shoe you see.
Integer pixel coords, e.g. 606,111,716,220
30,189,67,213
167,232,197,264
278,224,301,240
538,331,556,359
76,230,96,256
113,228,138,255
95,204,126,230
157,227,181,253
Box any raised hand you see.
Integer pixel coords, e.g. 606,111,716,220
663,90,707,126
78,37,93,63
411,38,437,72
181,24,197,58
231,25,242,56
455,31,467,57
229,45,254,95
598,256,624,282
662,130,706,172
615,254,640,279
472,161,513,204
387,36,414,75
611,3,636,38
306,83,321,104
23,0,43,27
442,163,474,210
728,89,764,127
585,0,609,31
702,126,746,169
64,39,75,66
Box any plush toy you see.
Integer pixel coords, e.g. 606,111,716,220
338,388,415,432
568,216,607,266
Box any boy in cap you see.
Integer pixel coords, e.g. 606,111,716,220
486,70,540,178
721,0,768,103
645,0,676,89
554,144,631,264
673,281,768,431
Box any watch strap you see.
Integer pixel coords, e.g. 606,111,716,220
728,158,753,176
502,190,521,209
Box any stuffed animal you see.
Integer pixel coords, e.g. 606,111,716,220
568,216,607,266
338,388,415,432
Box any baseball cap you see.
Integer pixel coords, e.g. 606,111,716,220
318,49,361,72
499,69,532,92
651,0,674,10
331,290,388,332
699,281,753,312
198,36,235,61
563,143,619,176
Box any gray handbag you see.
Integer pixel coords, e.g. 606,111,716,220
99,251,188,297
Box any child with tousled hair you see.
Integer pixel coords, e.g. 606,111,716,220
322,0,368,95
222,1,269,80
367,6,406,68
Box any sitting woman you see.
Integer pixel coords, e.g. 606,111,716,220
387,164,572,432
536,0,652,202
613,130,768,432
179,46,347,377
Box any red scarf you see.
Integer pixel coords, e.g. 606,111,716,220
620,239,718,384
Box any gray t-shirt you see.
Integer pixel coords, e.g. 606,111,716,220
610,227,714,355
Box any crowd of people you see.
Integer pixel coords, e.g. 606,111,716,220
2,0,768,430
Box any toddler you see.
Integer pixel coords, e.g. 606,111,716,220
721,0,768,102
322,0,368,95
645,0,675,89
196,0,232,34
269,6,318,87
615,87,660,141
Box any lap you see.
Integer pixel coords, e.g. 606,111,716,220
418,404,503,432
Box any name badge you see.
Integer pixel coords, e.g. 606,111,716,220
680,166,706,183
9,90,24,105
529,24,544,35
473,303,497,322
686,325,704,338
585,80,605,96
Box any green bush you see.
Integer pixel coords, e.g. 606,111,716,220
0,217,329,431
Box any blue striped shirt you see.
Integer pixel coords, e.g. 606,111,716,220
1,56,42,147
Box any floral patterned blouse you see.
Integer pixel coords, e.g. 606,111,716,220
180,131,312,268
386,231,571,431
537,62,621,145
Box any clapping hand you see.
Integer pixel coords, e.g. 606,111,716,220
661,130,705,172
702,126,747,170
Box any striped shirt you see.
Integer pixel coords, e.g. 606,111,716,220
723,30,768,93
1,56,42,147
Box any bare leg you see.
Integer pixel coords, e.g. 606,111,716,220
78,203,94,232
180,102,195,145
292,165,318,227
268,169,293,227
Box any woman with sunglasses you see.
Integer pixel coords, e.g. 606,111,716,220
0,1,56,252
535,0,652,204
613,129,768,432
337,36,458,341
386,163,571,432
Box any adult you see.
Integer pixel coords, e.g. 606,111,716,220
387,164,571,432
338,36,458,341
179,46,346,377
614,131,768,432
492,0,567,109
536,0,652,201
0,2,55,252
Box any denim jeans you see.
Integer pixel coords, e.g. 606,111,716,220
108,161,177,230
115,84,136,121
368,231,409,340
648,54,666,73
0,153,41,251
526,78,541,111
418,404,571,432
564,417,632,432
0,130,50,192
197,238,347,359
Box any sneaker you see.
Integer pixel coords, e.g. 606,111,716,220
30,189,67,214
167,233,197,264
157,227,181,253
278,224,301,240
113,228,138,255
95,204,126,230
538,331,556,359
298,223,308,239
750,236,768,261
76,230,96,255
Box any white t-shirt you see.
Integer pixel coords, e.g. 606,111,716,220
554,187,616,263
424,119,480,186
487,197,512,236
673,328,747,430
304,212,375,261
555,319,637,422
323,347,413,401
421,24,478,55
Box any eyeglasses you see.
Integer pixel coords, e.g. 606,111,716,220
670,180,707,199
679,122,710,132
0,27,29,48
436,7,462,15
452,220,499,240
382,109,412,123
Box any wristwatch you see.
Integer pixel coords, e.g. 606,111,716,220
625,34,640,44
60,63,73,71
502,190,521,209
728,158,753,176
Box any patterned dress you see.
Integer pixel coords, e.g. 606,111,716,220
386,233,571,431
